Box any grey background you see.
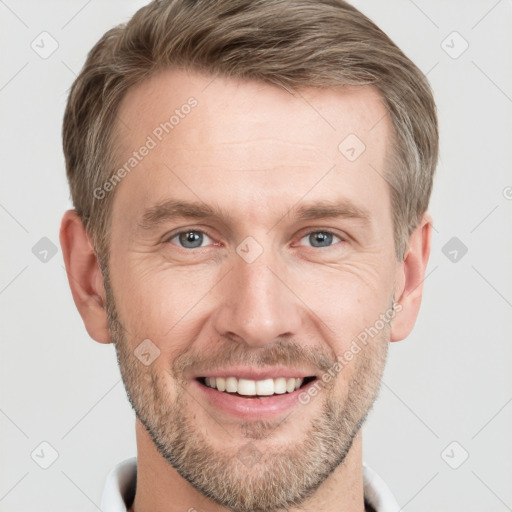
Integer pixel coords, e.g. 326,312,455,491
1,1,511,511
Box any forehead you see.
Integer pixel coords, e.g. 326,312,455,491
110,68,392,228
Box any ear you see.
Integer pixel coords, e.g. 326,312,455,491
59,210,111,344
390,212,433,342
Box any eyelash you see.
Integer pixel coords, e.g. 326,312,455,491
165,228,344,249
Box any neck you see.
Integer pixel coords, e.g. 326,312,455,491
129,418,366,512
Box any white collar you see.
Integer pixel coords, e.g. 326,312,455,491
101,457,400,512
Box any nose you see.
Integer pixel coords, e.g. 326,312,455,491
212,252,303,348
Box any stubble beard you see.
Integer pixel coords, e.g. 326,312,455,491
103,265,390,512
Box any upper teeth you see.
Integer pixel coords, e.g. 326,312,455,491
204,377,304,395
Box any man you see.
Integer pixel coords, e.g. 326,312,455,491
60,0,437,511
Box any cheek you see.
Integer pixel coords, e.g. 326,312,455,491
288,259,393,340
112,259,223,342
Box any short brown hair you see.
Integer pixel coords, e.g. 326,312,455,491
63,0,438,263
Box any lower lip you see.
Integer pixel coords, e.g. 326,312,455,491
192,378,318,420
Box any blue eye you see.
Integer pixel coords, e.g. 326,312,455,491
170,230,212,249
166,230,342,250
300,231,341,248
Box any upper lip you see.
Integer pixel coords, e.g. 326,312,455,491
194,367,318,381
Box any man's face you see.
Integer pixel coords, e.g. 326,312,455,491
105,69,399,511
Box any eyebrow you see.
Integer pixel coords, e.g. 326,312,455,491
295,201,371,224
136,198,372,231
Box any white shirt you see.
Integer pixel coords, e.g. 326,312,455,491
101,457,400,512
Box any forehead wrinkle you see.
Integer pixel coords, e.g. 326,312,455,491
174,138,333,166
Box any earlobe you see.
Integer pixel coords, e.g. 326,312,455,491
389,213,433,342
59,210,112,344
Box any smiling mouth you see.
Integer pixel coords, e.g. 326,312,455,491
196,376,317,398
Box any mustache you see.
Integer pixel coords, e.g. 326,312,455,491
171,338,337,379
